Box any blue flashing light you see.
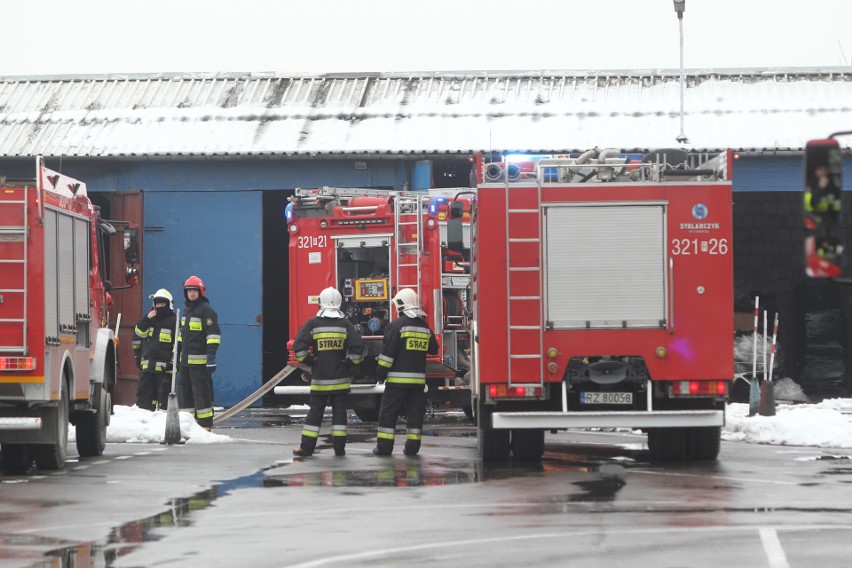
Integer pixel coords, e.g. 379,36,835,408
429,197,446,216
285,202,294,222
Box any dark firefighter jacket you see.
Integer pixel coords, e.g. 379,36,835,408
376,314,438,388
293,316,365,393
178,297,221,367
133,311,177,372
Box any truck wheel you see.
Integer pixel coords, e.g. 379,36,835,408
480,428,510,461
33,380,69,470
76,384,109,457
686,426,721,460
1,444,32,473
647,428,688,460
511,429,545,462
353,407,380,422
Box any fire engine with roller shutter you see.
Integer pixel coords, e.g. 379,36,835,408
461,149,733,461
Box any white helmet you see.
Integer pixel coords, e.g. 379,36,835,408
149,288,174,310
393,288,426,318
317,287,345,318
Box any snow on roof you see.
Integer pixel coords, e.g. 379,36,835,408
0,68,850,158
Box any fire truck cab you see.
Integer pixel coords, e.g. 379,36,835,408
464,149,734,461
0,158,140,471
280,186,473,420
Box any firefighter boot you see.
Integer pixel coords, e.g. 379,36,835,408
403,439,421,456
295,431,318,457
332,437,346,457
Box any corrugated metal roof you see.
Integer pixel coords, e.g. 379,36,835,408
0,69,850,158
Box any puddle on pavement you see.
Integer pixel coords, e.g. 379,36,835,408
26,487,218,567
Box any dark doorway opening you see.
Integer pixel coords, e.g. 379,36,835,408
262,190,293,405
432,159,474,189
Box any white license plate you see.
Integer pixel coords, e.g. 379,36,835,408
580,392,633,405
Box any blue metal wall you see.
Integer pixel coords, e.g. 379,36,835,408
143,191,263,407
732,155,852,192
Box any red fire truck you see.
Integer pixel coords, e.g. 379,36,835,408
463,149,733,461
279,148,733,462
279,186,474,421
0,158,140,471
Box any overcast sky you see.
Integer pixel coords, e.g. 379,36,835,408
2,0,852,77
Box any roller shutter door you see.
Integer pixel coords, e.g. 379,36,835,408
545,203,667,329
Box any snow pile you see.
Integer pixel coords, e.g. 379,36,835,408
724,401,852,448
68,405,232,445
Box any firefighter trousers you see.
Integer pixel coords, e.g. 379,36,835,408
177,365,214,429
136,370,170,411
376,386,425,455
300,392,348,455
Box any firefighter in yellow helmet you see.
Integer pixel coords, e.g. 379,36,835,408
177,275,221,430
292,287,365,457
373,288,438,457
133,288,176,410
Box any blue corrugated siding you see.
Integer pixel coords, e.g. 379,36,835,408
733,155,852,192
69,159,410,192
144,191,263,407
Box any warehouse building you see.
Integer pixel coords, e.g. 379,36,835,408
0,68,850,405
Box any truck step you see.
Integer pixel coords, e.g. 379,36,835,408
0,417,42,430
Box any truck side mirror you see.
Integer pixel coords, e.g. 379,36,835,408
804,138,844,278
123,228,140,265
447,218,465,257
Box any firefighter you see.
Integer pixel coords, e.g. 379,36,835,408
133,289,177,411
292,287,365,457
373,288,438,457
177,275,221,430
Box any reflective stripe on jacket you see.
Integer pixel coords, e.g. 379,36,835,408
376,315,438,388
179,298,220,366
134,311,177,371
292,316,365,393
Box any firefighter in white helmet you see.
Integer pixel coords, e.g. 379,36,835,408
133,288,177,410
373,288,438,456
292,287,365,457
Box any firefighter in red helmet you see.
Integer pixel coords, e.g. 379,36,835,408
177,275,221,430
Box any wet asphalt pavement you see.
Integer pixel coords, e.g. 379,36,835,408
1,407,851,567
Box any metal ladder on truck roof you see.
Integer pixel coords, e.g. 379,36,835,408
505,171,544,386
0,185,30,355
393,193,423,314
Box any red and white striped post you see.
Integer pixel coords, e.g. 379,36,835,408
749,296,760,416
760,312,779,416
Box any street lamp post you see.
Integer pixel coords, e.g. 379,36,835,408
674,0,688,144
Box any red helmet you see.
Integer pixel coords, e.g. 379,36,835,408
184,275,206,297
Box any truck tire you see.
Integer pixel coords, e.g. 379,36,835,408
685,426,721,460
647,427,688,460
353,407,380,422
33,380,69,470
511,429,545,462
462,406,475,421
76,384,109,457
1,444,32,473
480,428,510,461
